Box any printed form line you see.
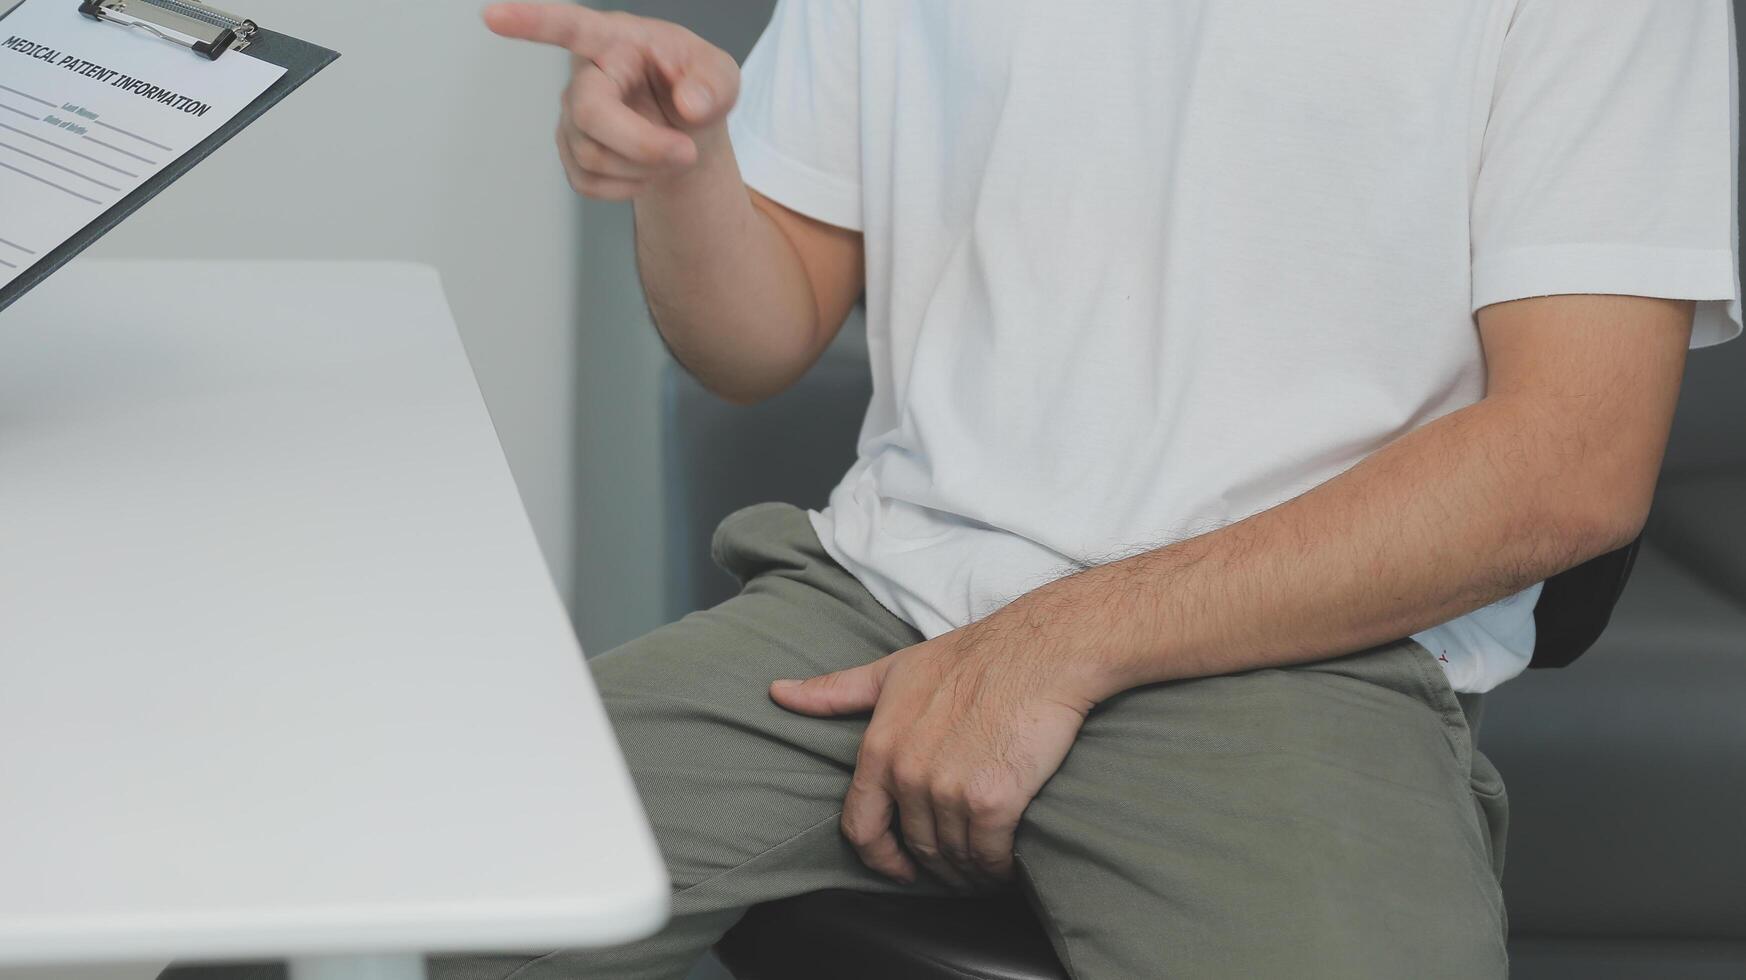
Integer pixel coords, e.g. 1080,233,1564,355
0,141,122,192
0,237,38,255
0,102,40,121
0,121,138,178
0,159,103,206
0,257,17,270
94,118,174,153
83,134,157,166
0,82,56,109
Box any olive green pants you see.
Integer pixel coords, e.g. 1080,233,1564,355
165,502,1509,979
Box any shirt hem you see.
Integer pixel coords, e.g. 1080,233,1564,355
727,120,864,233
1471,243,1742,348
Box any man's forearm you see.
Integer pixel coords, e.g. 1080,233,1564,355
985,391,1659,702
633,133,827,404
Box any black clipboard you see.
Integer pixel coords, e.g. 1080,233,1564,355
0,0,337,313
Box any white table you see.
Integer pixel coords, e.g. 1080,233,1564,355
0,262,668,980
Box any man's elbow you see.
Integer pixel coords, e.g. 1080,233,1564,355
698,368,804,407
673,333,821,407
1513,399,1668,569
1551,480,1656,567
1581,498,1651,559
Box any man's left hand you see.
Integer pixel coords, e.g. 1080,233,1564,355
770,621,1097,890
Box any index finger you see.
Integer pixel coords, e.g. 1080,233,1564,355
483,3,618,56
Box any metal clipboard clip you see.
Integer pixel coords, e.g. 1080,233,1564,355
78,0,258,61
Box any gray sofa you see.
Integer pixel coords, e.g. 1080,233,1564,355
662,325,1746,977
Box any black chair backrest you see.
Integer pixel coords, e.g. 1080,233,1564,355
1529,538,1643,669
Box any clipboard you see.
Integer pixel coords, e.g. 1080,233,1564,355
0,0,337,313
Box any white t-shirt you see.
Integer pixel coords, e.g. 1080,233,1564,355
726,0,1742,693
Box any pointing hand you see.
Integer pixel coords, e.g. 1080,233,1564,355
484,3,740,199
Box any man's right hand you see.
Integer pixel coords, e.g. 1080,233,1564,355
484,3,741,200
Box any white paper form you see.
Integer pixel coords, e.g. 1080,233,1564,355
0,0,283,288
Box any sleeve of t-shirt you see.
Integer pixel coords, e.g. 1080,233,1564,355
1472,0,1742,347
725,0,862,232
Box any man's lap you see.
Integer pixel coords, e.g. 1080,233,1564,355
572,504,1510,976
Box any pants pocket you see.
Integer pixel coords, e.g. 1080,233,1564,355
709,502,807,582
1297,638,1477,773
1470,748,1510,885
1400,639,1480,774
